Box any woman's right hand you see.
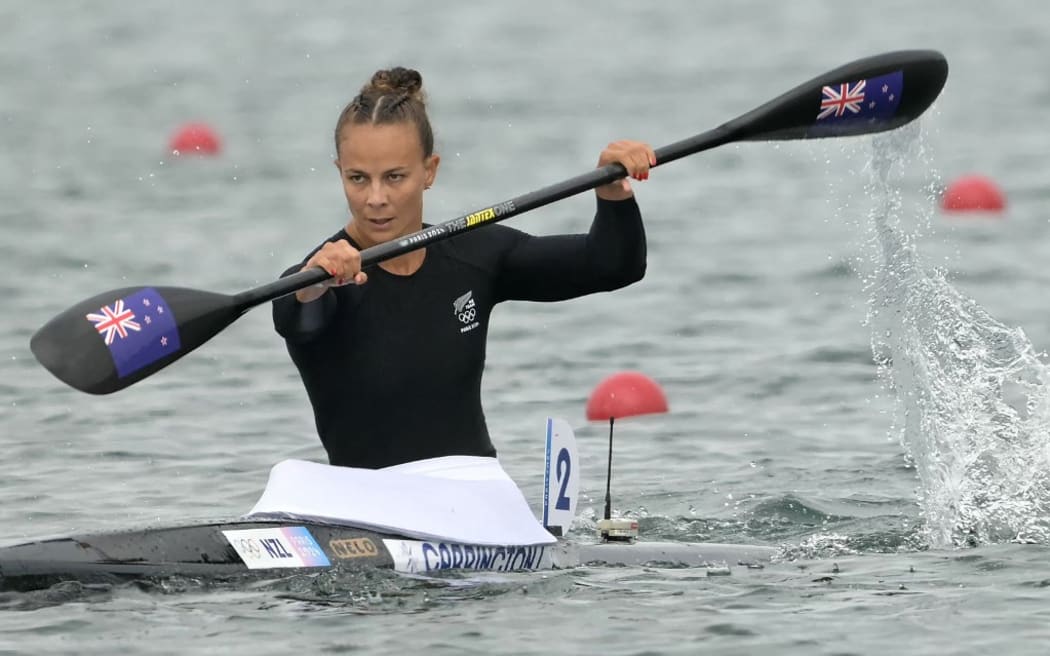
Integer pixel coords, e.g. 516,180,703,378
296,239,368,303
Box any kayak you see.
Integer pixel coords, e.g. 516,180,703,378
0,520,776,592
0,420,777,592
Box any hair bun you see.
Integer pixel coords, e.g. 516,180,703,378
335,66,434,157
366,67,424,98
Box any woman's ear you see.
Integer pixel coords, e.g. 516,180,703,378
424,154,441,188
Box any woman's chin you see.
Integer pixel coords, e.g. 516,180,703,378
357,222,399,244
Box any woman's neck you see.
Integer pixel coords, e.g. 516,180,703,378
379,249,426,276
345,220,427,276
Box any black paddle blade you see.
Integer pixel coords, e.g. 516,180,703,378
30,286,240,395
729,49,948,141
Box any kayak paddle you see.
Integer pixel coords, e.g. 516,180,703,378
32,49,948,394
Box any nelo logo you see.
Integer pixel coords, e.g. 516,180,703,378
329,537,378,560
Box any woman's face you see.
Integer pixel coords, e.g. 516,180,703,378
335,122,439,248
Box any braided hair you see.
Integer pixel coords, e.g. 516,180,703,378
334,67,434,157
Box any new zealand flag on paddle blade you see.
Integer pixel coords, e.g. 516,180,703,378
816,70,903,126
85,287,181,378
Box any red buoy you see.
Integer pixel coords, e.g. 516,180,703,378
586,371,669,421
169,122,222,157
941,174,1005,213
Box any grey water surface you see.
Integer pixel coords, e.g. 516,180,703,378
3,1,1050,654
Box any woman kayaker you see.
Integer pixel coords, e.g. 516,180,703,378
273,66,653,469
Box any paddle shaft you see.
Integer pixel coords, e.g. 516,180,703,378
236,126,735,311
238,50,949,310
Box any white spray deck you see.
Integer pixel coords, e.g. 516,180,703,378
244,456,557,546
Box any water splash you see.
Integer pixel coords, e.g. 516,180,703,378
862,125,1050,548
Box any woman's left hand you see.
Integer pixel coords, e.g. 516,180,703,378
595,140,657,201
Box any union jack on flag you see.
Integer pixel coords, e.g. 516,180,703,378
86,299,141,345
814,70,903,127
84,287,181,378
818,80,866,119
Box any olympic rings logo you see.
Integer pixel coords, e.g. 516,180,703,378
236,538,263,560
458,308,476,323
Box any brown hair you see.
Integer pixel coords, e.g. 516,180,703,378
333,67,434,157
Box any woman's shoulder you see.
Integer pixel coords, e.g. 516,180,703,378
435,223,529,270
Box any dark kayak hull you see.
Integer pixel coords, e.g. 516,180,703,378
0,521,395,591
0,520,776,592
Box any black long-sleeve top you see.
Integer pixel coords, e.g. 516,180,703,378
273,196,646,468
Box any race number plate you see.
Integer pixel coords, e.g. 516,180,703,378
222,526,331,569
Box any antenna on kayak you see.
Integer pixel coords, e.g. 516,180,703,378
586,371,669,542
